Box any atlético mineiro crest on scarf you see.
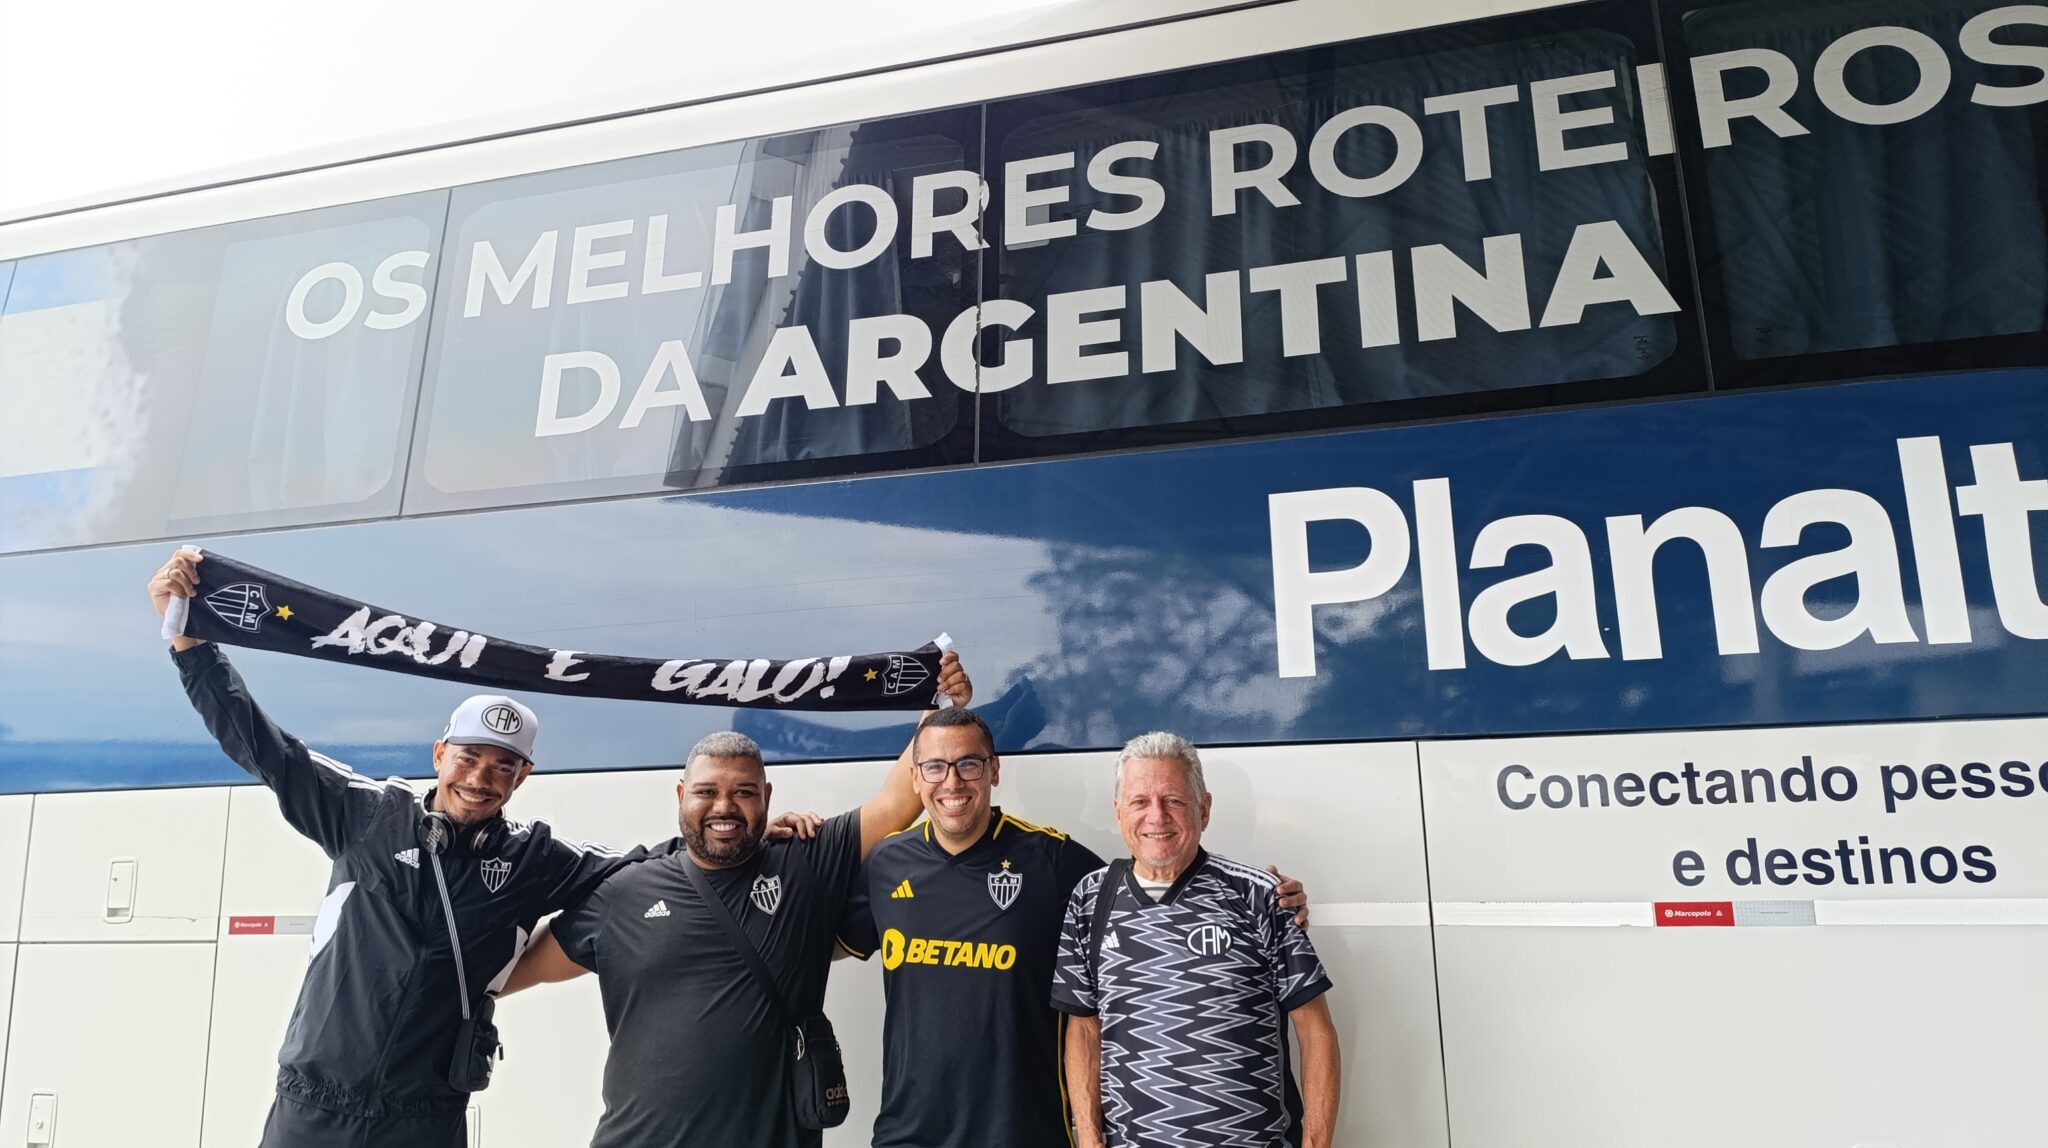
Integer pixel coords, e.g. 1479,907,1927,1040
479,857,512,894
751,874,782,915
881,653,931,697
205,582,271,632
988,860,1022,910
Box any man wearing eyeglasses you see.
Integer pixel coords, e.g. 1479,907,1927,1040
836,708,1308,1148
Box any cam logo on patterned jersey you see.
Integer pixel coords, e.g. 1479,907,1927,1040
204,583,272,632
751,874,782,914
1187,923,1234,957
987,860,1022,910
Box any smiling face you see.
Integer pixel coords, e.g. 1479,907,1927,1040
914,722,1000,851
678,753,772,868
431,742,532,824
1114,756,1212,882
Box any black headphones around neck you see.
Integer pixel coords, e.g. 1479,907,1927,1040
418,801,508,857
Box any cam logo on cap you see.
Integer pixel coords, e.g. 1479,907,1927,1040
480,704,523,735
444,695,538,761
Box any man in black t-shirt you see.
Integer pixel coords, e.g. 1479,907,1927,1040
838,708,1309,1148
502,650,968,1148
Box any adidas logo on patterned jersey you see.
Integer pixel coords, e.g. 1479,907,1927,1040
644,900,671,919
891,880,915,899
1102,931,1120,950
393,848,419,869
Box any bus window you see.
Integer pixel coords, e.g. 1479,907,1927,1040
979,3,1702,455
1673,0,2048,381
404,108,979,516
0,194,445,553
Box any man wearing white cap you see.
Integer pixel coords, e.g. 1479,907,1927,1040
149,547,666,1148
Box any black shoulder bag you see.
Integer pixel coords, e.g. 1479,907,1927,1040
683,853,850,1130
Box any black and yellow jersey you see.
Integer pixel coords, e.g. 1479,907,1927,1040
841,807,1107,1148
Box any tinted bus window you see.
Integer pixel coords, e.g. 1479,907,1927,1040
1673,0,2048,382
979,2,1702,456
406,109,980,515
0,194,446,553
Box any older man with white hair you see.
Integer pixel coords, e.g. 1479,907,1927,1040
1052,732,1341,1148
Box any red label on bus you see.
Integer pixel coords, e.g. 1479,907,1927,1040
1654,902,1733,926
228,915,276,935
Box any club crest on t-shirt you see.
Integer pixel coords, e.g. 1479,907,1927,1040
988,860,1022,910
751,874,782,915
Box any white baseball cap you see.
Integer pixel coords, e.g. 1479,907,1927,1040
441,695,539,763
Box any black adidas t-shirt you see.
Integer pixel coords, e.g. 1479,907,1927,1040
840,808,1107,1148
552,810,862,1148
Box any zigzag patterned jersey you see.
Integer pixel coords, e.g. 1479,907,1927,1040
1051,850,1332,1148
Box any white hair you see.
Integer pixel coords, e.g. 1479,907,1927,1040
1114,731,1206,799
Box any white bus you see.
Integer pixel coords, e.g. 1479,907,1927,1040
1,0,2044,1145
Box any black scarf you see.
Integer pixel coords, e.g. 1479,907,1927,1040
167,550,949,711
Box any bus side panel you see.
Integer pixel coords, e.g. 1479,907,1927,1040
0,795,28,941
0,944,12,1113
0,941,217,1147
201,785,335,1148
18,788,229,943
1423,719,2048,1147
1194,743,1449,1148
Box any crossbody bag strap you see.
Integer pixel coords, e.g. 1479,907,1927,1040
428,851,472,1022
1087,858,1131,983
682,855,797,1031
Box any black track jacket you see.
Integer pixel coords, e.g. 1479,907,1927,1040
176,643,646,1143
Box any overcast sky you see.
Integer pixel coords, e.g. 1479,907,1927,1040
0,0,1248,222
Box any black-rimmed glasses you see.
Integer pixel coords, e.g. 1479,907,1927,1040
914,756,990,783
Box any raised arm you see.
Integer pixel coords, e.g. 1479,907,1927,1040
152,548,391,857
501,923,591,996
856,650,971,861
1290,995,1342,1148
150,546,207,654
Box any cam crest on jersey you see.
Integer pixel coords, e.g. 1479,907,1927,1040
988,859,1023,910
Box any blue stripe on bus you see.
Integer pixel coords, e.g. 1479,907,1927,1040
1,368,2044,793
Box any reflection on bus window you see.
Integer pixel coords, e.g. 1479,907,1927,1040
985,24,1684,442
1681,0,2048,364
0,195,446,553
408,110,979,515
